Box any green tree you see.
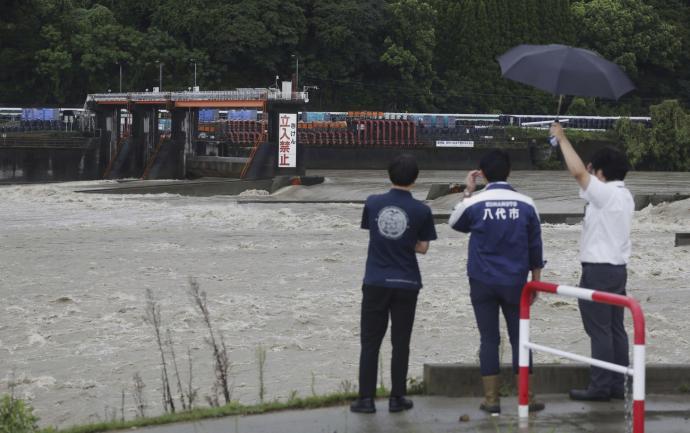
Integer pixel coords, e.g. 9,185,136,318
109,0,161,32
572,0,680,77
0,0,688,112
301,0,387,109
571,0,682,111
616,100,690,170
0,0,55,104
379,0,438,111
154,0,306,88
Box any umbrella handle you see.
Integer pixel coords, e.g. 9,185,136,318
549,95,564,146
556,94,564,120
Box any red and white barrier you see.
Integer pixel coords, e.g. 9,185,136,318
518,281,646,433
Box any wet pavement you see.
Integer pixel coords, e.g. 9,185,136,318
117,394,690,433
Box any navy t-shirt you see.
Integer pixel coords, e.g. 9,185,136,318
361,188,437,290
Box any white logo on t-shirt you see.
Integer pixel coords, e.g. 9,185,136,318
377,206,409,240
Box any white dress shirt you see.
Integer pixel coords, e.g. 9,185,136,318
579,177,634,265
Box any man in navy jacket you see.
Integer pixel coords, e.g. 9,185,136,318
449,150,544,414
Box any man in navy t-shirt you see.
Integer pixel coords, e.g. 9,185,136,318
350,154,437,414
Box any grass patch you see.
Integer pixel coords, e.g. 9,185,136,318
40,393,356,433
38,384,424,433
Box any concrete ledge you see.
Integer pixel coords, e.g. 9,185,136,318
634,193,690,210
269,175,325,192
77,178,273,196
426,183,485,200
433,213,583,225
424,363,690,396
675,233,690,247
186,156,248,178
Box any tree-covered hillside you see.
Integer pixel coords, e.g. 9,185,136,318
0,0,687,114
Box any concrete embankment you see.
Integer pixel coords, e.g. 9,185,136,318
424,363,690,396
304,146,534,170
75,176,324,196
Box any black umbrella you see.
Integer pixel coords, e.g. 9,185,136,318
497,44,635,114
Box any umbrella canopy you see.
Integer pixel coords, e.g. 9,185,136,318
497,44,635,100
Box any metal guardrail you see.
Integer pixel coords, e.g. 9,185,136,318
0,131,97,149
87,89,308,103
0,137,92,149
518,281,646,433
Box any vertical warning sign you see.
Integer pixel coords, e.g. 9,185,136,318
277,113,297,168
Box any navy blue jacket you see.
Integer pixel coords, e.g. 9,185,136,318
449,182,543,286
362,188,437,290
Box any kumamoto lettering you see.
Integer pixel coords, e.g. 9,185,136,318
485,201,518,207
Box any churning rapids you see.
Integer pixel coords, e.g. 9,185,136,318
0,170,688,428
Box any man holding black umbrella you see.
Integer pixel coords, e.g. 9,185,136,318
550,123,634,401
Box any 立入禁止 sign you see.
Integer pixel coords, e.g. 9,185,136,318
278,113,297,168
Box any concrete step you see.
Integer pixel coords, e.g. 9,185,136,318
186,155,249,178
424,363,690,396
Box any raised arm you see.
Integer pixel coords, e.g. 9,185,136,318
550,123,590,190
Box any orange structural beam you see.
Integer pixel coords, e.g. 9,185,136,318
174,100,265,108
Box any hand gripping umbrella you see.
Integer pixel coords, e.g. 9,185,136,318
497,44,635,143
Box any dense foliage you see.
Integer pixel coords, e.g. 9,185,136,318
615,100,690,171
0,395,39,433
0,0,688,114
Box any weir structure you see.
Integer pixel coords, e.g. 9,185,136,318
85,87,307,180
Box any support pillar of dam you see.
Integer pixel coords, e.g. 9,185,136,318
172,108,198,176
131,106,159,177
96,107,121,175
169,108,197,179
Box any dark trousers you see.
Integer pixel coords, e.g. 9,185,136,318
358,284,419,398
470,278,530,376
579,263,629,394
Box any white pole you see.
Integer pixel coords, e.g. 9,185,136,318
524,342,633,375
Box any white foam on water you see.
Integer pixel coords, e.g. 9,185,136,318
239,189,270,197
0,177,688,428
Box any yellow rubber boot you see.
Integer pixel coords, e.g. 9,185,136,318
479,375,501,414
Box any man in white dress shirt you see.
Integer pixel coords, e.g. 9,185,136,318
550,123,635,402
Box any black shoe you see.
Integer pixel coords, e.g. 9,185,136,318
529,400,545,412
389,396,413,413
479,401,501,414
350,397,376,414
569,388,610,402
